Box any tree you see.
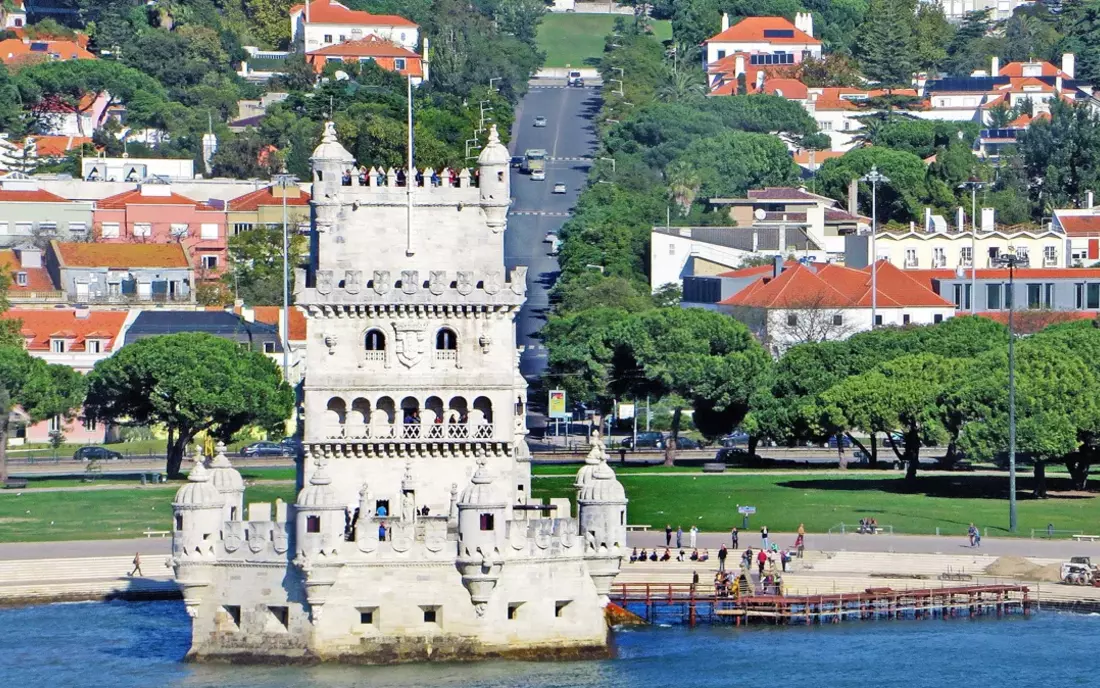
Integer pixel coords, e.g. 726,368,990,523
859,0,916,87
820,353,963,481
1003,11,1060,64
770,293,861,347
792,54,864,88
657,66,706,103
665,159,701,214
816,146,952,223
674,130,800,198
0,347,87,482
913,3,953,72
211,131,283,179
223,226,307,306
84,333,294,477
1018,100,1100,214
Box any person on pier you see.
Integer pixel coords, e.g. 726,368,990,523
630,548,639,563
660,548,671,562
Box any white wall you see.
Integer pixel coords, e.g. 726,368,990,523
705,41,821,66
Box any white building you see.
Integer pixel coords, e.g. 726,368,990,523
170,123,628,662
1,0,25,29
934,0,1034,22
702,14,821,70
290,0,419,52
80,156,196,182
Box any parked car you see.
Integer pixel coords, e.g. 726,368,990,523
240,441,294,457
827,434,853,448
533,116,548,127
720,431,750,446
553,183,567,194
715,447,761,465
673,436,702,449
567,70,583,86
851,450,901,470
620,432,665,450
548,237,561,256
543,232,558,243
74,446,123,462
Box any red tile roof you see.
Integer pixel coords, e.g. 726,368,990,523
999,60,1066,78
53,241,191,269
0,187,69,203
252,306,307,341
27,135,93,158
721,261,953,309
716,261,801,279
308,33,419,57
0,249,55,291
291,0,417,27
3,309,128,352
793,149,845,165
227,186,312,211
747,187,826,201
97,187,215,210
705,17,820,45
0,37,94,63
1056,215,1100,236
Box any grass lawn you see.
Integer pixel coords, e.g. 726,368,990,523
8,438,250,460
537,14,672,68
0,484,296,543
532,473,1100,537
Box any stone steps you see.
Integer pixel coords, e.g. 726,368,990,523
0,556,165,583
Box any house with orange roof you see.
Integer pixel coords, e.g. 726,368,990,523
0,173,94,246
718,261,955,354
0,245,62,303
1052,206,1100,265
976,111,1049,159
927,267,1100,315
291,0,419,53
1,0,26,30
226,184,312,236
703,14,821,69
0,306,133,443
305,33,425,83
0,36,94,66
92,181,228,276
46,240,195,304
33,91,112,137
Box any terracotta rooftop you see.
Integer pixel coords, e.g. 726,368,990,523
3,309,128,352
793,149,845,165
291,0,417,27
0,37,94,63
307,33,419,57
0,249,55,291
0,187,70,203
97,187,215,210
999,60,1067,78
227,186,312,212
705,17,820,45
1055,215,1100,236
53,241,191,269
721,261,953,309
252,306,308,341
27,135,93,158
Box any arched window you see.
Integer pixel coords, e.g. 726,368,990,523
365,329,386,351
436,328,457,350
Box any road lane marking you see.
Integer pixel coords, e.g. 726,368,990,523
509,211,570,217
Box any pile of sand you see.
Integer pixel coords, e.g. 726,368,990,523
984,556,1062,582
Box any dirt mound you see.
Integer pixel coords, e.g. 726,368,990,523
984,556,1062,582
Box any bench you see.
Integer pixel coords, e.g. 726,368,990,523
142,530,170,538
702,462,726,473
3,479,28,489
625,524,652,531
1073,534,1100,542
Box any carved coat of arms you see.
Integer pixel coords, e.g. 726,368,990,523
344,269,361,294
484,270,502,295
316,270,333,295
393,323,426,368
456,271,474,296
372,270,391,295
429,270,447,295
401,270,419,295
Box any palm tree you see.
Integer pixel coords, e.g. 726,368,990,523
666,161,701,215
657,67,706,103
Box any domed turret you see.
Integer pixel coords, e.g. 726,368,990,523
310,121,355,168
577,453,628,598
477,124,510,232
573,431,606,506
294,457,343,557
456,456,507,617
173,450,224,510
208,441,244,522
172,449,225,560
309,121,355,216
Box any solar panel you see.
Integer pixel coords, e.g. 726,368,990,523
927,76,1009,92
29,42,49,52
763,29,795,38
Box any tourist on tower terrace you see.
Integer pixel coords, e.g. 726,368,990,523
128,552,143,577
757,548,767,577
660,548,671,562
689,524,698,548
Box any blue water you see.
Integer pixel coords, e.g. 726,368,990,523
1,600,1095,687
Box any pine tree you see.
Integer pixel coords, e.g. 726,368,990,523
859,0,916,87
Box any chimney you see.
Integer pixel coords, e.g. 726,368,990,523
957,206,966,233
241,306,255,323
990,56,999,78
1063,53,1076,79
847,177,858,215
794,12,813,38
721,12,730,32
1057,75,1064,94
1087,190,1094,209
924,207,932,232
734,54,745,77
778,220,787,257
981,207,995,233
422,36,430,82
773,254,784,277
74,306,90,320
16,245,41,268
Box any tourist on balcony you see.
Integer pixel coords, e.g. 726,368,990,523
676,549,685,562
378,521,387,542
648,549,658,562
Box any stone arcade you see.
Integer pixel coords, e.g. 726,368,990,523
170,124,629,662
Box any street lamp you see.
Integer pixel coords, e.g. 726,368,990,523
992,245,1029,533
860,165,890,328
273,173,298,384
959,178,989,314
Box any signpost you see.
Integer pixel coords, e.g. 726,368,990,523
738,505,756,529
548,390,570,438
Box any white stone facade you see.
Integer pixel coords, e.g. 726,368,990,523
171,124,627,663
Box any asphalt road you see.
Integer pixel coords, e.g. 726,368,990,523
505,82,601,407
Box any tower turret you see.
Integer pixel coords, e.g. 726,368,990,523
207,441,244,522
576,435,628,598
171,449,226,617
309,121,355,238
477,124,511,232
455,456,506,616
293,457,344,621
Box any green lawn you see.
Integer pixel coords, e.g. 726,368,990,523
0,484,296,543
537,14,672,68
532,473,1100,537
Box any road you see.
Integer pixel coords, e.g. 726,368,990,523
505,81,601,422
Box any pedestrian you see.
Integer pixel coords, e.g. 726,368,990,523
692,570,699,589
761,525,769,550
128,552,143,577
676,525,683,549
968,523,977,547
975,528,982,547
665,524,673,547
689,524,698,549
718,544,728,572
757,548,767,577
731,526,739,549
780,549,789,572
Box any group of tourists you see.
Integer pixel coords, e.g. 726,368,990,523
858,517,879,534
630,547,710,563
664,524,700,549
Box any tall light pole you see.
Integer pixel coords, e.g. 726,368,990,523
273,173,298,383
861,166,890,328
992,245,1028,532
959,179,988,314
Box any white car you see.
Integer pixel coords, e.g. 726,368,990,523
533,116,547,127
552,183,567,194
549,237,561,256
531,170,546,181
544,232,558,243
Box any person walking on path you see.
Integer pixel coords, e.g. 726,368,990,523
797,523,806,557
689,525,698,548
731,526,739,549
761,525,769,550
757,548,767,577
665,524,673,547
128,552,143,577
717,545,728,572
676,525,683,549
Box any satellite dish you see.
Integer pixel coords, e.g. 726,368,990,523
334,70,350,81
753,208,767,221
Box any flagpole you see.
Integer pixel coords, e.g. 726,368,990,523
406,74,414,256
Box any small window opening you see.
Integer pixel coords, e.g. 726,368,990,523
306,515,321,533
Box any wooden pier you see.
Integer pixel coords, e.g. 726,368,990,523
610,582,1032,627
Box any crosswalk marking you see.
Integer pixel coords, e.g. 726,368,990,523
509,211,570,217
549,156,592,162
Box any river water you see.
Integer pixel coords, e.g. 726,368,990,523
1,600,1093,687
